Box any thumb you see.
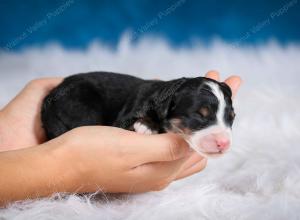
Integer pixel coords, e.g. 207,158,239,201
131,155,190,191
123,132,190,166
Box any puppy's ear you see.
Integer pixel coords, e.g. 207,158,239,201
154,96,176,120
152,78,186,120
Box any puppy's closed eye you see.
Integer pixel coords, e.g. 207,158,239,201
199,107,210,117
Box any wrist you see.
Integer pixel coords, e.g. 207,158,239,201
0,143,71,205
41,137,83,193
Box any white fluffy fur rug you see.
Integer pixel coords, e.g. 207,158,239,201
1,36,300,220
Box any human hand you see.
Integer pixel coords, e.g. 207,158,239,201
45,126,193,193
0,78,63,151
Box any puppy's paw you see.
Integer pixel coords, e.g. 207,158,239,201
133,121,155,135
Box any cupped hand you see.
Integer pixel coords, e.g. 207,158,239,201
0,125,195,205
0,78,63,150
47,126,193,193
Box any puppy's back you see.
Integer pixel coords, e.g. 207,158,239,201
41,72,144,139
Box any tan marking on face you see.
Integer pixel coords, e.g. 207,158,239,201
169,118,192,135
199,107,209,117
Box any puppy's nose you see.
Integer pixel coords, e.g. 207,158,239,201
216,138,230,151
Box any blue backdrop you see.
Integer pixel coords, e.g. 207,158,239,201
1,0,299,50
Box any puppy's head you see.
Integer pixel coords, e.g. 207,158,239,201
164,77,235,157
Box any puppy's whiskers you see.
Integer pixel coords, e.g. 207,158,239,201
170,123,208,158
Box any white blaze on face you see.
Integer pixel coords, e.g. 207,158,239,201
187,81,232,157
207,82,226,128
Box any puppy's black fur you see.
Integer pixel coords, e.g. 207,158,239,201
42,72,234,140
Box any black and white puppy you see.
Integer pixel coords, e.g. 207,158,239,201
42,72,235,157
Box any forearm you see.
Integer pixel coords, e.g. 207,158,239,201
0,140,79,206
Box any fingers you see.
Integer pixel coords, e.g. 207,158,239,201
26,77,64,92
124,132,190,165
175,158,207,180
224,75,242,99
130,153,206,192
131,155,190,191
205,71,242,99
179,151,204,171
205,70,220,81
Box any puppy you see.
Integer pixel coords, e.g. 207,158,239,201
41,72,235,157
